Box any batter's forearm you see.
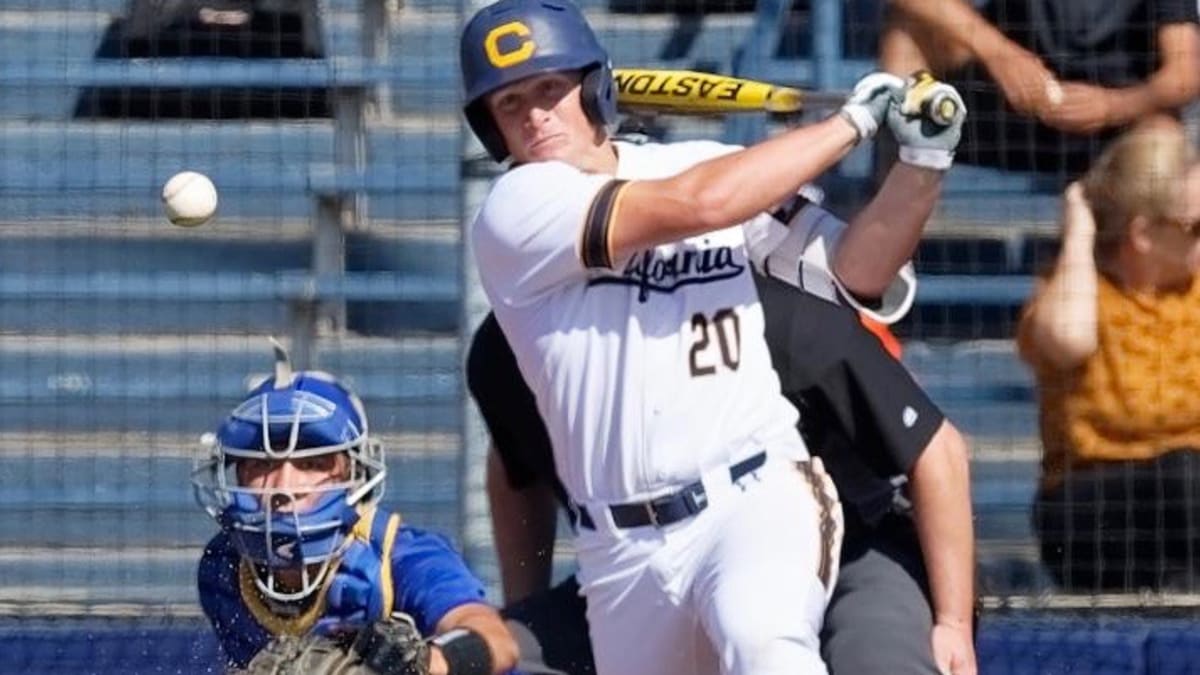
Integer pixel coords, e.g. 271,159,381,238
909,421,975,629
610,116,858,257
834,163,941,298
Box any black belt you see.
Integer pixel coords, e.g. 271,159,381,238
576,451,768,530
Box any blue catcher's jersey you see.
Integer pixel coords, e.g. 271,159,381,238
197,505,488,668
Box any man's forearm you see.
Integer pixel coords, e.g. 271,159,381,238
1107,74,1200,126
833,163,942,298
909,421,975,629
887,0,1011,60
1091,23,1200,126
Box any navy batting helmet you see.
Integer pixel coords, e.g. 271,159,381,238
460,0,618,162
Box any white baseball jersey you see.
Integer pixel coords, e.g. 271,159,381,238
471,139,903,504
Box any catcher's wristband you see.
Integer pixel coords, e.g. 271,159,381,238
898,145,954,171
431,628,492,675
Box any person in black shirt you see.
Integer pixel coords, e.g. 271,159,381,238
881,0,1200,177
473,274,976,675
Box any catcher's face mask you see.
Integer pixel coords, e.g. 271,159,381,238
192,345,385,603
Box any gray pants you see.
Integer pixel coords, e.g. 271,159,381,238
502,514,941,675
822,515,941,674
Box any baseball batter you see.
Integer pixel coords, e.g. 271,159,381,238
460,1,965,673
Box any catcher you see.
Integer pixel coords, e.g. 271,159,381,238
192,341,519,674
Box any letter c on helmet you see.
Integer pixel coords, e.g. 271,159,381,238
484,21,536,68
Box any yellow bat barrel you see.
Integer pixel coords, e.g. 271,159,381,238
612,69,803,114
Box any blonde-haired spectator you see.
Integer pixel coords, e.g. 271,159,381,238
1018,122,1200,591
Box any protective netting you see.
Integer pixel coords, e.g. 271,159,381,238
0,0,1197,672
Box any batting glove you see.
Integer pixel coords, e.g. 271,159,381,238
838,72,906,143
887,71,967,171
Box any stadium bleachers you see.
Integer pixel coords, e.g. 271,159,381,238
1,0,1196,672
0,2,466,642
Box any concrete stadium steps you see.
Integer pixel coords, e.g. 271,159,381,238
916,229,1058,277
0,18,459,119
0,221,460,333
0,222,459,273
0,121,461,221
0,452,461,548
903,222,1057,340
1,617,222,675
0,6,752,119
0,335,461,433
9,614,1200,675
0,447,462,608
904,339,1044,591
0,546,206,606
971,452,1039,538
933,192,1061,231
0,387,457,435
902,340,1034,438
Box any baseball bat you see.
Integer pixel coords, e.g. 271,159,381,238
612,68,834,115
612,68,958,125
899,70,959,126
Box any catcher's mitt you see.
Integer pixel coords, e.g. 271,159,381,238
234,634,369,675
234,615,431,675
353,613,432,675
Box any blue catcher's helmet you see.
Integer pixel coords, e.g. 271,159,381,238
460,0,618,162
192,340,385,603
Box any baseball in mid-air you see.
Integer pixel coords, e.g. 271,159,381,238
162,170,218,227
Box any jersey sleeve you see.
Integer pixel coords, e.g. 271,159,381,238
196,533,271,669
1153,0,1198,24
389,526,489,637
466,312,557,491
750,200,917,325
471,161,615,308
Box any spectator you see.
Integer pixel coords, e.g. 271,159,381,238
880,0,1200,179
1017,122,1200,591
77,0,329,119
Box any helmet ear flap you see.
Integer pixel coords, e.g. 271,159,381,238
465,99,511,162
580,63,618,133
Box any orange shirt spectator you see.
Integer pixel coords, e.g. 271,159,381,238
1017,122,1200,592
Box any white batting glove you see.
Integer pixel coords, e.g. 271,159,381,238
838,72,906,143
888,71,967,171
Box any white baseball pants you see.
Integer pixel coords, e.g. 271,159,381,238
574,455,843,675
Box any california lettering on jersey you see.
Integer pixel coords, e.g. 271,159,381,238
471,142,813,502
589,242,747,302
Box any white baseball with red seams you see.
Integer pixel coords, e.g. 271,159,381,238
471,138,848,675
162,170,218,227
